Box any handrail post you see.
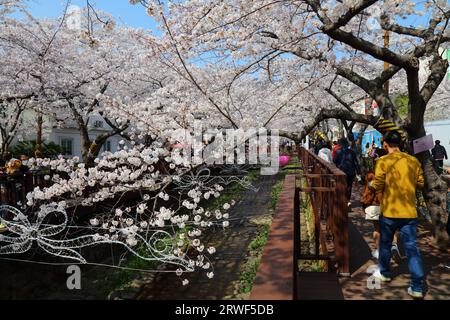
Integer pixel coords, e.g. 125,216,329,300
334,174,350,276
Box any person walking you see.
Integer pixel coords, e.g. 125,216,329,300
431,140,448,175
286,140,293,154
370,130,425,299
361,171,399,260
365,142,372,158
318,141,332,163
333,137,361,206
331,140,339,159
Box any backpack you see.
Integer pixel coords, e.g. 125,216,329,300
432,145,446,160
337,149,359,175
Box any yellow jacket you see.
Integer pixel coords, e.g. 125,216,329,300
6,159,22,175
372,152,424,218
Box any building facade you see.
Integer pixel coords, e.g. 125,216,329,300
11,110,123,159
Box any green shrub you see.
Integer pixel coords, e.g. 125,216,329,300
9,140,63,158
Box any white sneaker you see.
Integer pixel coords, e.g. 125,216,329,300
372,269,392,282
371,249,379,259
407,287,424,299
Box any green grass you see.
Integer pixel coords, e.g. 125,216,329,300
298,260,327,272
249,224,270,251
246,169,260,182
270,174,285,210
238,225,271,294
298,176,326,272
238,258,261,294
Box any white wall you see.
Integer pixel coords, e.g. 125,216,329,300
425,119,450,166
49,128,122,158
10,111,126,159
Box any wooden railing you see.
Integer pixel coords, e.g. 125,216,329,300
298,147,350,276
251,147,350,300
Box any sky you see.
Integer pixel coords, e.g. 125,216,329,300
23,0,433,32
24,0,159,31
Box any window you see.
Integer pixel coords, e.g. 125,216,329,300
103,140,112,152
93,120,104,128
60,138,73,156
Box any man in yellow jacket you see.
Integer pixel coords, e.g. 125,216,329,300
370,130,425,299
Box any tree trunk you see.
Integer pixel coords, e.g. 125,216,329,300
337,120,345,139
85,141,102,166
416,144,449,249
405,64,449,248
35,113,43,158
1,142,8,162
408,129,448,249
354,125,368,175
79,129,92,165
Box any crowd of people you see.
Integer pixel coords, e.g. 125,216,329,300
364,131,428,298
0,153,32,232
311,137,361,204
310,131,450,299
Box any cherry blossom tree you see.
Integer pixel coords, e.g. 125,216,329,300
0,6,150,163
0,100,27,158
126,0,450,246
0,2,248,277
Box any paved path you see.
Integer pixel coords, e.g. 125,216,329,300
134,174,278,300
339,185,450,300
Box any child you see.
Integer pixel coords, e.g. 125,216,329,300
361,172,400,259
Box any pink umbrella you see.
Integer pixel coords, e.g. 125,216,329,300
279,155,291,167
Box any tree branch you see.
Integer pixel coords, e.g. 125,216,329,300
324,0,379,32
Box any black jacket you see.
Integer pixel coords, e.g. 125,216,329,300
432,145,448,160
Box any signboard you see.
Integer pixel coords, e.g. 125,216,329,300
413,134,434,154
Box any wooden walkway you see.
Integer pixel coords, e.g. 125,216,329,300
252,150,449,300
339,186,450,300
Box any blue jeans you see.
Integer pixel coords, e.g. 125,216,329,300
379,216,425,293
